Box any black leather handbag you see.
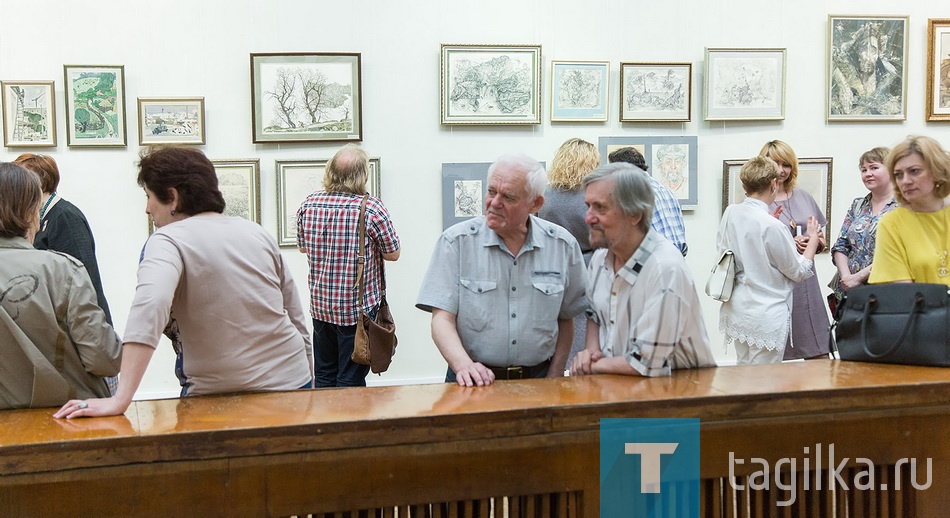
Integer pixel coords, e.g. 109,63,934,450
835,283,950,366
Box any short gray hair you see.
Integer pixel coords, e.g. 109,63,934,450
487,154,547,199
582,162,654,234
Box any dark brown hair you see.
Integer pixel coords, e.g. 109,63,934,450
0,162,42,238
607,147,649,172
13,153,60,193
137,147,225,215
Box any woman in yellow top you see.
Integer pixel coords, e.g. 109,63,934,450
870,135,950,285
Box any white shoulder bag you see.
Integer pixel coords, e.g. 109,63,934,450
704,249,737,302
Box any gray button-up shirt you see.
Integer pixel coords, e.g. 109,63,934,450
416,215,587,367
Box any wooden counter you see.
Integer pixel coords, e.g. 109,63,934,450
1,360,949,517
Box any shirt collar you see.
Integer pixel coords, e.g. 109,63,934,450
484,215,544,253
743,197,769,211
603,229,662,285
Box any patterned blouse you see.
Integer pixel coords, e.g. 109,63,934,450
830,194,897,298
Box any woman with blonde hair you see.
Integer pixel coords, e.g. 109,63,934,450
760,140,830,360
870,135,950,285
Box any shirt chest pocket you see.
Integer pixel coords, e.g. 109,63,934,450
458,279,498,332
530,280,565,322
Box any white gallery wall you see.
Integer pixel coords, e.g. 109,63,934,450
2,0,948,398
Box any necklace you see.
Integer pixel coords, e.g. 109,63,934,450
39,193,56,220
914,209,949,278
775,190,797,230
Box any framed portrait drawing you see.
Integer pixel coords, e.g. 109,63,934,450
598,136,698,209
828,15,908,121
620,63,691,122
550,60,608,122
441,44,542,124
276,158,380,247
250,53,362,143
63,65,126,146
927,18,950,121
137,97,205,145
722,157,833,230
441,162,490,229
1,81,56,147
704,48,785,121
213,159,261,223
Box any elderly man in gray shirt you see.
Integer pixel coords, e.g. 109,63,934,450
417,154,588,387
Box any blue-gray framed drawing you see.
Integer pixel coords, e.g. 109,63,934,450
598,136,699,209
441,44,542,125
620,62,691,122
704,48,785,121
550,60,608,122
442,162,490,229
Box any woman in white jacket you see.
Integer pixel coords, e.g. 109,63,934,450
717,156,821,364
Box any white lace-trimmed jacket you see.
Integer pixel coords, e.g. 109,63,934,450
716,198,814,351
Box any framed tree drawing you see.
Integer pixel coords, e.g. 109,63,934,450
620,63,691,122
276,158,380,247
63,65,126,146
441,44,542,124
598,136,698,209
550,61,608,122
250,53,362,143
828,15,908,121
704,48,785,121
1,80,56,147
137,97,205,145
213,159,261,223
722,157,833,230
927,18,950,121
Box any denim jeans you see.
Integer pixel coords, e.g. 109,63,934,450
313,312,376,387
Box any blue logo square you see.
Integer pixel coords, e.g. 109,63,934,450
600,418,700,518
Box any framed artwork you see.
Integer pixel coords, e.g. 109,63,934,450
704,48,786,121
1,80,56,147
722,157,833,229
213,159,261,223
276,158,380,247
927,19,950,121
63,65,126,146
441,162,490,229
550,60,609,122
440,44,542,124
620,63,691,122
137,97,205,145
250,53,362,143
598,136,699,209
828,15,908,121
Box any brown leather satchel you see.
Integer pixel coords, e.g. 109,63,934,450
351,195,397,374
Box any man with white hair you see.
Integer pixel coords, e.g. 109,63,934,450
417,154,588,386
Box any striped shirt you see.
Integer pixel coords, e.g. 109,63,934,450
646,175,688,256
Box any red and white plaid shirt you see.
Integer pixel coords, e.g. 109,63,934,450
297,192,400,325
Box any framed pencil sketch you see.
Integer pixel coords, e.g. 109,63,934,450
213,159,261,223
441,44,542,124
722,157,833,227
927,19,950,121
550,60,608,122
250,53,362,143
1,80,56,147
620,63,691,122
63,65,126,146
276,158,380,247
137,97,205,145
828,15,908,121
704,48,785,121
598,136,698,209
441,163,490,229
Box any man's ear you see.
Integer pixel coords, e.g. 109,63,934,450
530,194,544,214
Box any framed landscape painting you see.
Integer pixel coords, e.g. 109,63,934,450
213,159,261,223
63,65,126,146
441,44,542,124
704,48,785,121
137,97,205,145
927,18,950,121
598,136,698,209
275,158,379,247
1,80,56,147
722,157,833,229
550,60,608,122
827,15,908,121
250,53,362,143
620,63,691,122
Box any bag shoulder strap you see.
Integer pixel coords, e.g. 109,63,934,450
354,195,387,308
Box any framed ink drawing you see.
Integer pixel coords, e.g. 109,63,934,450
137,97,205,145
927,19,950,121
550,60,608,122
442,163,490,229
722,157,833,230
704,48,785,121
63,65,126,146
250,53,362,143
620,63,691,122
213,159,261,223
598,136,698,209
276,158,380,247
828,15,908,121
441,44,542,124
1,80,56,147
